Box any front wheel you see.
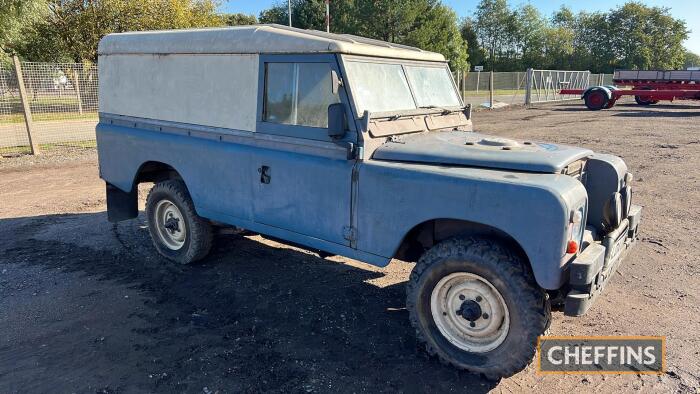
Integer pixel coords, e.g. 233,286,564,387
146,179,213,264
406,237,550,380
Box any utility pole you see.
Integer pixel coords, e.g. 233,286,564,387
288,0,292,27
325,0,330,33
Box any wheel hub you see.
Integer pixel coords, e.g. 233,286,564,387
154,199,186,250
164,216,180,233
457,300,482,321
430,272,510,353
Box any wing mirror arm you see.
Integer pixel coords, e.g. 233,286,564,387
331,70,341,95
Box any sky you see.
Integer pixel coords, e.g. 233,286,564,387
220,0,700,54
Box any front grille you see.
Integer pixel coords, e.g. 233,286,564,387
562,159,587,182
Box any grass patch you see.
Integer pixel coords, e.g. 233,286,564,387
1,96,88,106
0,112,98,124
1,139,96,156
462,89,527,97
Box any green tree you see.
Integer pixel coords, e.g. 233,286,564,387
515,4,547,69
259,0,344,31
607,2,687,70
543,26,574,69
569,11,613,72
260,0,468,71
460,18,486,69
473,0,514,70
685,50,700,69
17,0,225,63
404,3,468,71
224,13,257,26
0,0,47,63
552,5,575,29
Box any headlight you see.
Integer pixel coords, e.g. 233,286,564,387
571,208,584,241
566,206,586,254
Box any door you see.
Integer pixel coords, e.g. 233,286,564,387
252,55,356,246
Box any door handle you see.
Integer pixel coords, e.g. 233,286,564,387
258,165,271,184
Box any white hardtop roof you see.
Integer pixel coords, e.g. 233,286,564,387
98,24,446,62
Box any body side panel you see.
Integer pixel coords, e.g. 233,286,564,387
97,122,256,221
97,118,359,247
99,53,259,131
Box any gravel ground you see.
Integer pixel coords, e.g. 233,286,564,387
1,99,699,393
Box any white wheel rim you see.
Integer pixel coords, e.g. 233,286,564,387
154,199,186,250
430,272,510,353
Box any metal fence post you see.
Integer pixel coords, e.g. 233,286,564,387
462,71,467,102
475,70,480,95
489,71,494,109
525,68,533,106
12,56,39,155
456,69,461,93
73,68,83,115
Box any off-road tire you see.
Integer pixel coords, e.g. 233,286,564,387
406,237,551,380
146,180,213,264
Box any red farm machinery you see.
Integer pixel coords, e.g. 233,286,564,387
561,70,700,110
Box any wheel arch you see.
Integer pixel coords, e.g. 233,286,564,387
132,160,184,189
106,160,187,223
393,218,530,267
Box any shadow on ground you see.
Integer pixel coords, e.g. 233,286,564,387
612,109,700,118
0,212,498,393
546,102,700,115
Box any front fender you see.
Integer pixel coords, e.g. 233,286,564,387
357,161,588,289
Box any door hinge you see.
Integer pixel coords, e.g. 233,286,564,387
342,226,356,242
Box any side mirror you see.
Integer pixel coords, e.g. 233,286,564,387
463,104,472,120
328,103,346,138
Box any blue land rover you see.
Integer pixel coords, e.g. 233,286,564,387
96,25,641,379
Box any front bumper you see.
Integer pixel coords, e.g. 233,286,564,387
564,204,642,316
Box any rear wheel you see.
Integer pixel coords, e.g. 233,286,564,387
406,237,550,380
146,180,213,264
585,89,609,110
635,87,658,105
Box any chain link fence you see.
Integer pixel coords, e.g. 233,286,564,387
0,59,98,156
455,70,613,108
455,71,528,107
590,73,615,86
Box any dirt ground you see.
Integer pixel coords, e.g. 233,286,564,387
1,99,699,393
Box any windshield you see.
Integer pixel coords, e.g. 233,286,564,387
344,60,461,115
404,66,461,108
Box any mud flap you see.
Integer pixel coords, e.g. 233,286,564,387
106,183,138,222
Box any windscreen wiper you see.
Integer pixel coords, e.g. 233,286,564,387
419,105,456,115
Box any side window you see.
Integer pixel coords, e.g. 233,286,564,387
264,62,340,128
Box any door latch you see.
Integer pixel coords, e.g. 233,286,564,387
258,165,271,184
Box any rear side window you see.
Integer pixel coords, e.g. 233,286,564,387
264,63,340,128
